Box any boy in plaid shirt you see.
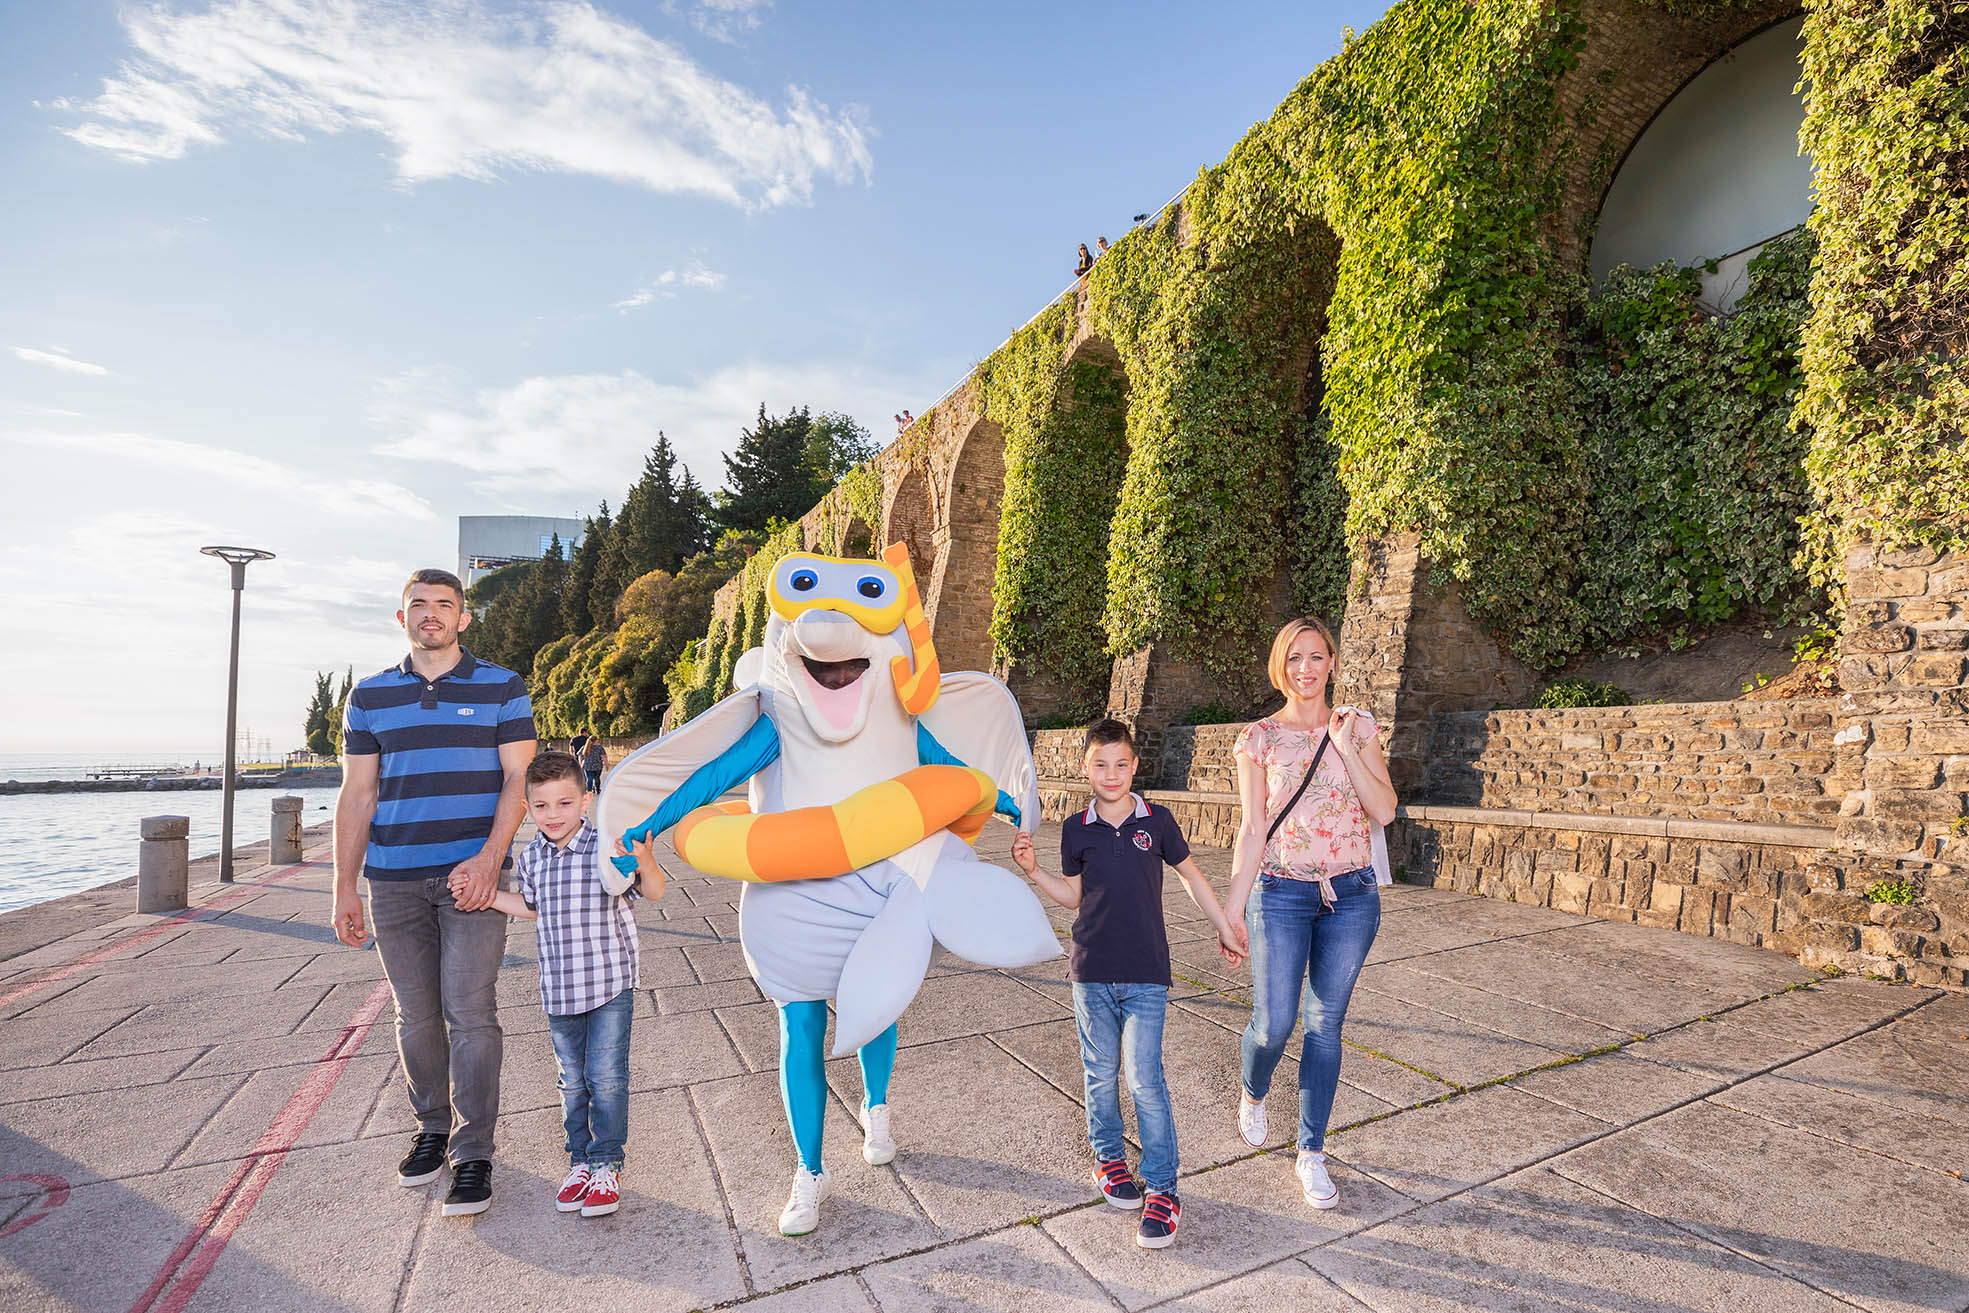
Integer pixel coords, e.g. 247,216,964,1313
458,751,664,1217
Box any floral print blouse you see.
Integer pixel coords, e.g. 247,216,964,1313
1235,715,1375,881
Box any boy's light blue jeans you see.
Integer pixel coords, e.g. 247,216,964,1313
1071,982,1177,1194
547,987,634,1168
1240,868,1381,1152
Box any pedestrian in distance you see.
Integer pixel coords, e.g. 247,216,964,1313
331,567,537,1218
454,750,666,1218
1223,617,1397,1210
581,732,607,793
1075,243,1095,278
1012,718,1245,1250
1096,236,1111,258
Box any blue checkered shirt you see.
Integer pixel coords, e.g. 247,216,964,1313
514,822,640,1016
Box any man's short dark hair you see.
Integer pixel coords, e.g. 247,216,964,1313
402,567,465,605
526,750,586,792
1083,717,1136,756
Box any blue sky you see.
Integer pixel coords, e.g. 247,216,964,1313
0,0,1389,754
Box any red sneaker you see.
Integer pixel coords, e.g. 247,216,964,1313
556,1164,592,1212
580,1164,620,1217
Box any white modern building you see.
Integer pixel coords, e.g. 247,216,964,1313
458,515,586,587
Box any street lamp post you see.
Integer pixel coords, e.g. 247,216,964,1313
201,546,276,882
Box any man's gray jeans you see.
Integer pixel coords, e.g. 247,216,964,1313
367,878,506,1164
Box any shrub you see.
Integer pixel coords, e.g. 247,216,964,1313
1536,678,1631,709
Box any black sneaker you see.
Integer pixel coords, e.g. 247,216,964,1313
1136,1192,1180,1249
397,1132,449,1187
1094,1159,1143,1210
441,1160,493,1216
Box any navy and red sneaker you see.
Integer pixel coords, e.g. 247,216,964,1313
1136,1191,1180,1249
1093,1159,1143,1210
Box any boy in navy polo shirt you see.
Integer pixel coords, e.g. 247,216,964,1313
1012,718,1245,1249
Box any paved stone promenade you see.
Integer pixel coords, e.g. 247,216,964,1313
3,822,1966,1312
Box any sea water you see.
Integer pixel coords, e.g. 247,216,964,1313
0,755,337,915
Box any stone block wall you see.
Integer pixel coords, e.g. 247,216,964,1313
1391,811,1821,952
1426,700,1842,829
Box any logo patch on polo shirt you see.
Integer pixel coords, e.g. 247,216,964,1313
1132,831,1153,852
457,707,475,716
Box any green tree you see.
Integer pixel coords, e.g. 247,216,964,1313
327,666,354,758
562,507,608,638
302,671,335,757
603,435,713,605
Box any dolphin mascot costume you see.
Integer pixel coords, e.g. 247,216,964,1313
597,543,1061,1235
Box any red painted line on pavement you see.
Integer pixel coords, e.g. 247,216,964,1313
126,977,395,1313
0,861,327,1012
0,1174,71,1238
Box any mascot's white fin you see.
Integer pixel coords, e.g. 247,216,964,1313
731,646,765,692
594,685,762,862
920,671,1041,830
922,837,1063,970
830,878,933,1057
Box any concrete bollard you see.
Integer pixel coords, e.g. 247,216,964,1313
270,795,304,864
138,815,190,913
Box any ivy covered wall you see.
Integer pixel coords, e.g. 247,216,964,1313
661,0,1963,725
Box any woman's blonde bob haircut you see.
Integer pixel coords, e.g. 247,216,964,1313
1267,616,1341,699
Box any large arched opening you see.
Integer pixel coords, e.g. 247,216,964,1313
883,466,936,587
931,418,1006,675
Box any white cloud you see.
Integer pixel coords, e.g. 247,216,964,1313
36,429,436,521
612,261,725,310
374,360,946,500
13,346,109,375
61,0,872,209
669,0,771,43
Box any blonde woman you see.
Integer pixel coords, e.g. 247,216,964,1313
1223,617,1396,1209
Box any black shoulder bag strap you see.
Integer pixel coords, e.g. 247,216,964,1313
1264,731,1332,849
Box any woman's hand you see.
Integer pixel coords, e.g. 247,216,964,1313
1329,706,1370,757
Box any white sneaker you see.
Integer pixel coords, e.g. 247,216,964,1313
1296,1150,1339,1209
860,1102,897,1166
1238,1094,1268,1148
778,1164,832,1236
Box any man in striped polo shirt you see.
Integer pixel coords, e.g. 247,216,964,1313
331,568,536,1217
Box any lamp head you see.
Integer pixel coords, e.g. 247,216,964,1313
200,546,276,566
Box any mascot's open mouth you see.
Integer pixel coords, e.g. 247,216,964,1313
801,656,868,690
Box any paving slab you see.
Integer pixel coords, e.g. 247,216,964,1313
0,1046,203,1104
1621,1015,1824,1083
652,976,766,1014
1531,917,1819,997
1356,960,1636,1052
1341,987,1566,1088
0,1072,250,1196
1708,1073,1969,1177
1325,1085,1609,1204
714,998,785,1071
1311,1165,1854,1313
832,1034,1094,1233
1403,940,1742,1035
1042,1149,1409,1310
1770,1002,1969,1128
1712,976,1927,1046
862,1224,1114,1312
0,1003,145,1068
397,1089,746,1312
1505,1050,1724,1124
64,986,333,1061
891,969,1073,1047
689,1068,940,1290
172,1052,400,1167
1551,1099,1969,1313
738,1272,878,1311
1148,1258,1366,1312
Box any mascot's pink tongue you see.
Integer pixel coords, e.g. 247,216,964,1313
804,666,863,730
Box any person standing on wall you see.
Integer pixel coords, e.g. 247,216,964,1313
330,567,537,1218
1222,617,1396,1210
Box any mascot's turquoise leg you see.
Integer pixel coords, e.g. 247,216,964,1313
858,1024,897,1108
778,1000,829,1174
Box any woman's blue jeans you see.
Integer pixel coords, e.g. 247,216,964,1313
1071,982,1177,1194
1240,868,1380,1152
547,987,634,1168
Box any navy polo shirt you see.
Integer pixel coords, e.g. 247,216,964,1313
342,647,535,882
1060,794,1192,986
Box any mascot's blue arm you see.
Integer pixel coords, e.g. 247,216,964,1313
916,724,1022,826
611,716,782,875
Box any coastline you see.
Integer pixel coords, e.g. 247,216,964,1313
0,819,333,966
0,769,342,796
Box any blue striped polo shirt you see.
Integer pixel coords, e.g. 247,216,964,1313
342,647,536,882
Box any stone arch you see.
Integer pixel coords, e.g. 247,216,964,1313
839,516,875,559
930,418,1006,674
883,466,935,585
1553,0,1804,266
1588,16,1810,310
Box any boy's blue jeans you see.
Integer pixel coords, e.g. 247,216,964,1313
547,987,634,1168
1071,982,1177,1194
1240,868,1381,1152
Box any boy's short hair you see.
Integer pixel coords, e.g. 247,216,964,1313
526,751,586,793
402,567,465,605
1082,717,1136,756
